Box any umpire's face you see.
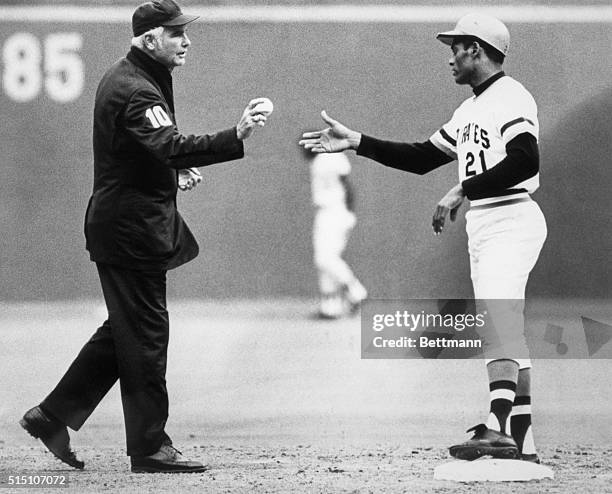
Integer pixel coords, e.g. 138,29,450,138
153,25,191,70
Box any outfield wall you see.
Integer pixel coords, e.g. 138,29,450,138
0,6,610,300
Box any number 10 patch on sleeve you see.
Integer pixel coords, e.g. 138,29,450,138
145,105,173,128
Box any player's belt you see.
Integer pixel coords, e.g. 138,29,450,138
470,197,531,211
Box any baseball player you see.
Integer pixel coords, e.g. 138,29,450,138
300,13,546,463
309,151,367,318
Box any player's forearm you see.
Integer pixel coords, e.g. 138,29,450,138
357,134,452,174
461,133,539,199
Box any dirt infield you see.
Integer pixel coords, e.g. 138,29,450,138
1,300,611,492
3,439,612,493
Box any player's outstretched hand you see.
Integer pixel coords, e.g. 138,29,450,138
178,167,202,192
299,111,362,153
432,184,465,235
236,98,269,140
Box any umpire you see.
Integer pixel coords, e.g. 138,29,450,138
20,0,268,473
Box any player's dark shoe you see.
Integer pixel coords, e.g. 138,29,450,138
520,453,541,463
131,444,209,473
449,424,519,461
345,285,367,315
19,406,85,469
312,310,341,320
347,300,363,316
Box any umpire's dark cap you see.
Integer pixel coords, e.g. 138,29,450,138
132,0,199,37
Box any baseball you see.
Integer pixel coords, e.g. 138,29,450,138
253,98,274,116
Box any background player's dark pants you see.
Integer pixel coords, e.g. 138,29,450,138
41,263,171,457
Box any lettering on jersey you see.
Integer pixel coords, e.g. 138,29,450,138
145,105,172,128
461,123,471,144
460,122,490,149
480,128,490,148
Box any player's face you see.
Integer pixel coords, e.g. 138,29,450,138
449,40,475,85
152,26,191,70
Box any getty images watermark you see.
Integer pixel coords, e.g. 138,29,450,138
361,299,612,359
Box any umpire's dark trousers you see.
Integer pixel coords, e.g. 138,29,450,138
42,263,171,457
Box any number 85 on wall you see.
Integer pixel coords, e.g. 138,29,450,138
2,32,84,103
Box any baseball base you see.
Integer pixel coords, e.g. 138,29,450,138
434,458,554,482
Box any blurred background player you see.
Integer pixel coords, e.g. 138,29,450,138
308,149,367,318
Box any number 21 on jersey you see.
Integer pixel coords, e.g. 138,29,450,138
465,150,487,177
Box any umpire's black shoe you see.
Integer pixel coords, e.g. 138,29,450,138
131,444,209,473
19,406,85,469
449,424,519,461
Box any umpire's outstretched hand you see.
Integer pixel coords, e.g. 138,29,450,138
299,111,362,153
236,98,269,140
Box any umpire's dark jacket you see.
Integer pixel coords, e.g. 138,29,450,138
86,46,244,271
